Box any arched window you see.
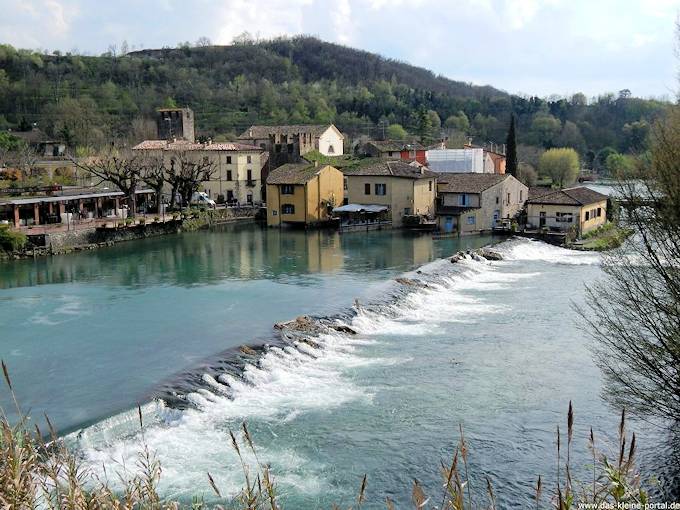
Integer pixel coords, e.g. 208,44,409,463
327,144,335,154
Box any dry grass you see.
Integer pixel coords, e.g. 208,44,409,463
0,359,650,509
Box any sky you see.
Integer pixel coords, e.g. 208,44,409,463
0,0,678,99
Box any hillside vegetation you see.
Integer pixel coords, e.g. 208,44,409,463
0,35,669,172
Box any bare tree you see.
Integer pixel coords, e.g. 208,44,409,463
177,152,215,207
579,108,680,419
73,150,141,217
139,154,166,213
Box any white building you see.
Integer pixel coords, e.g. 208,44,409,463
426,148,495,174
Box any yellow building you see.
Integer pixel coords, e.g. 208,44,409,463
526,187,608,235
266,163,344,227
343,160,437,227
132,140,266,205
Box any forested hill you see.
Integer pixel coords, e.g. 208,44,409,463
0,35,670,167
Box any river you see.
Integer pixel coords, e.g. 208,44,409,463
0,223,676,507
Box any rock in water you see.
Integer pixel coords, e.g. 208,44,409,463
478,249,503,261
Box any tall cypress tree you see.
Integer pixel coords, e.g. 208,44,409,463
506,114,518,176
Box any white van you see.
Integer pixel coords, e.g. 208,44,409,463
190,192,216,207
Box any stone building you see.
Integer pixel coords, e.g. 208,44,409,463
156,108,195,143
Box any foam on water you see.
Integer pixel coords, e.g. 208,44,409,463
499,238,601,265
71,237,599,501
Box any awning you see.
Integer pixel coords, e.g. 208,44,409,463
0,188,155,206
333,203,389,213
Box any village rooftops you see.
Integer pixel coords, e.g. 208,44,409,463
437,173,509,193
132,140,262,151
266,163,332,185
343,160,436,179
364,140,425,152
526,187,608,206
238,124,343,139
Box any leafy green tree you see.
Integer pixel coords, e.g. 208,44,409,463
555,120,585,153
530,113,562,147
415,108,432,143
505,114,518,176
604,152,633,177
386,123,407,140
538,147,579,187
595,147,618,173
444,111,470,132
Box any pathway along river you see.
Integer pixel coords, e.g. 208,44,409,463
0,224,677,507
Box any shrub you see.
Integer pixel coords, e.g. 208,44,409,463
0,225,27,251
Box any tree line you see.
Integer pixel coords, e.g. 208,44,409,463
0,35,668,179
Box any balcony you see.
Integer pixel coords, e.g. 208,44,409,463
246,179,257,187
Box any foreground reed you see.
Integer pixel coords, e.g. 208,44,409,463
0,360,649,509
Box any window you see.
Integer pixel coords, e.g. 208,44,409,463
287,144,294,154
343,177,348,191
585,211,590,220
404,207,411,215
459,194,469,206
247,155,252,164
226,156,232,164
556,212,573,223
247,170,252,181
364,183,371,195
388,151,394,157
272,210,278,216
496,196,499,204
467,215,476,225
328,145,335,154
597,207,602,217
227,170,233,181
247,194,253,204
375,183,387,196
506,192,511,205
519,190,523,202
282,204,295,214
281,184,294,195
428,180,432,192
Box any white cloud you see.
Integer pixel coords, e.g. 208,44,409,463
214,0,313,44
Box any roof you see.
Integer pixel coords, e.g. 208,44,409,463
437,173,510,194
343,160,436,180
364,140,425,152
267,163,332,185
528,186,554,200
9,129,59,145
238,124,341,139
0,188,154,206
132,140,261,151
332,204,388,213
527,187,609,206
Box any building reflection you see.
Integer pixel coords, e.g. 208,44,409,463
0,224,471,291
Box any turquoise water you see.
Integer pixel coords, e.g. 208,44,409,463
0,225,493,431
0,225,675,507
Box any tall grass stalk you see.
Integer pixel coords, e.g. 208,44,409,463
0,360,652,509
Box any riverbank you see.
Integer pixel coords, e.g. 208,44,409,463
0,206,258,261
571,223,634,251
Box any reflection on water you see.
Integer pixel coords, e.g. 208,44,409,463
0,223,495,432
0,223,460,289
